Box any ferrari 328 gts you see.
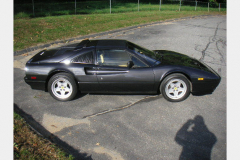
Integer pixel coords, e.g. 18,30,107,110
24,39,221,102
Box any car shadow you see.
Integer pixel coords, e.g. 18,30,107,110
72,92,88,101
14,103,93,160
175,115,217,160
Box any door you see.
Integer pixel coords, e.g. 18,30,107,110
70,50,100,92
96,49,155,93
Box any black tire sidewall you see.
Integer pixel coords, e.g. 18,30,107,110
160,74,190,102
48,73,77,101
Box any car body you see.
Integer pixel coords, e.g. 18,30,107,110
24,39,221,102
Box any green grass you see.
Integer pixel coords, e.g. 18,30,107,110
14,2,226,18
14,10,226,52
14,112,74,159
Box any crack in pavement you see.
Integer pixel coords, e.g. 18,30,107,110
199,20,226,65
39,95,161,135
83,95,161,119
184,23,226,31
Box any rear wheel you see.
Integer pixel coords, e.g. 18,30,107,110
48,73,77,101
160,73,190,102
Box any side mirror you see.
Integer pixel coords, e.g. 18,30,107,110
127,61,134,68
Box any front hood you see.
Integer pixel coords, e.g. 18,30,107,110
153,50,213,73
27,44,79,63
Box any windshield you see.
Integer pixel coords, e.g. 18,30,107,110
127,42,160,66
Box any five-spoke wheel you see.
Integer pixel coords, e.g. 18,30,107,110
160,73,190,102
48,73,77,101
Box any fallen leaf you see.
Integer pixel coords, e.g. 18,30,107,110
22,53,28,56
51,125,57,128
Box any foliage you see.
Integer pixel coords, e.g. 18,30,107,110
14,112,74,160
14,1,226,19
217,0,226,3
209,0,219,7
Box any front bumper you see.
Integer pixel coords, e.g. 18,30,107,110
191,61,221,95
191,79,221,95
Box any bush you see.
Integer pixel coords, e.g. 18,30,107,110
14,12,30,19
209,0,219,8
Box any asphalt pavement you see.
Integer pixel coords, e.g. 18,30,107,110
14,15,226,160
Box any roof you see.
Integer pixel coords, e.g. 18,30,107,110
87,39,127,49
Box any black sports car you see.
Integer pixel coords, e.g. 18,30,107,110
24,39,221,102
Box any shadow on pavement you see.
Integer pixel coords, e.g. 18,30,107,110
72,92,88,101
175,115,217,160
14,103,92,160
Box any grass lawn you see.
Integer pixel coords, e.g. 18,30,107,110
14,112,74,159
14,10,226,52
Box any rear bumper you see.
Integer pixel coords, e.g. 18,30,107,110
24,76,46,91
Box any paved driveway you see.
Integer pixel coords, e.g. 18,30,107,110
14,15,226,160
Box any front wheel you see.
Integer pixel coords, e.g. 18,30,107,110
160,73,191,102
48,73,77,101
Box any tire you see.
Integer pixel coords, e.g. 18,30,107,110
160,73,191,102
48,73,77,101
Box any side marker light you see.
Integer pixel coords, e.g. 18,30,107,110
31,77,37,80
198,78,204,81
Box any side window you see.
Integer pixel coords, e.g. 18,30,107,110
131,56,148,68
97,49,131,67
71,51,93,64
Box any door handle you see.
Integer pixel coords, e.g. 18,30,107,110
85,67,98,75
